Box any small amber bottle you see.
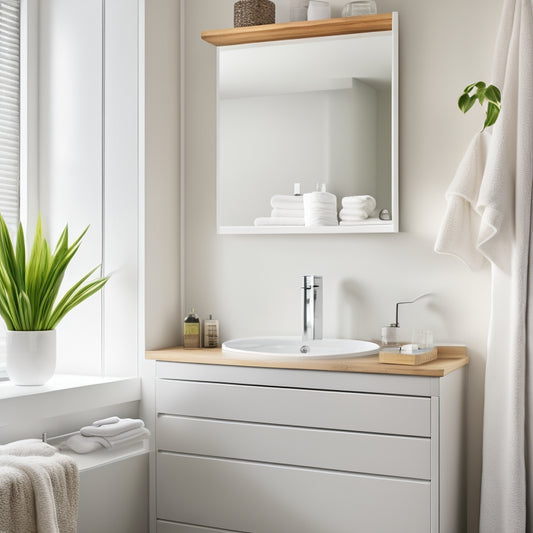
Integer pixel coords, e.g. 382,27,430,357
183,308,200,348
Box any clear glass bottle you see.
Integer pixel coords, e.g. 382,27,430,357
341,0,377,17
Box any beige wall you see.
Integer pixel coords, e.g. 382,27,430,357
145,0,181,350
146,0,502,530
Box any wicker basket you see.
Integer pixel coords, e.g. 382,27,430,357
234,0,275,27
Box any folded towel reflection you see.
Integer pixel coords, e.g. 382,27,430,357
60,417,150,454
270,195,304,209
0,439,79,533
339,208,369,221
254,217,305,226
304,191,338,226
341,195,376,212
339,195,376,223
271,208,305,218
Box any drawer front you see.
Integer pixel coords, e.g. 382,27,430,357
157,453,431,533
157,520,239,533
157,414,431,479
156,379,431,436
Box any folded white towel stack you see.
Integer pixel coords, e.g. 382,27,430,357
254,194,304,226
0,439,79,533
339,195,376,222
271,207,304,218
303,191,338,226
60,417,150,455
80,417,144,437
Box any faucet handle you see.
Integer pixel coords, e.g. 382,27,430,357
302,275,322,289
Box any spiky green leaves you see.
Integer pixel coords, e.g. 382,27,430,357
0,214,109,331
458,81,501,130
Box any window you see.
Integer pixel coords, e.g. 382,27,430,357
0,0,20,234
0,0,21,376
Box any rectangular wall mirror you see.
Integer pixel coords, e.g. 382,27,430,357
213,14,398,234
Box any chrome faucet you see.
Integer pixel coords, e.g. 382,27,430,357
302,275,323,342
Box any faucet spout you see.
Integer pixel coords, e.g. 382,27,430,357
302,275,323,342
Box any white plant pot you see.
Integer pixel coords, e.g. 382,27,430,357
6,330,56,386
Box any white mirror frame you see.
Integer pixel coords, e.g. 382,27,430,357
212,13,398,234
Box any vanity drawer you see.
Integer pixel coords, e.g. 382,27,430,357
157,520,239,533
156,379,431,437
157,414,431,479
157,453,431,533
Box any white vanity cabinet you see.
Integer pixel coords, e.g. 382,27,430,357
153,353,467,533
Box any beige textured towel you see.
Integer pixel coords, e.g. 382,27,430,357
0,440,79,533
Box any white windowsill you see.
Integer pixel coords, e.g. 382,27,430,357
0,375,142,427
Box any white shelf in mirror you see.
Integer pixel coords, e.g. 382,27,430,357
204,14,399,235
219,221,393,235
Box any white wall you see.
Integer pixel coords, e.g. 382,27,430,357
39,0,104,375
145,1,501,531
38,0,141,377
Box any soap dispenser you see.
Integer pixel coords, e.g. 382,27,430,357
183,308,201,349
381,293,431,346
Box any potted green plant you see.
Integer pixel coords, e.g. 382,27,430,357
0,214,109,385
458,81,501,129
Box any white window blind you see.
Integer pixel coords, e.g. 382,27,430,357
0,0,20,376
0,0,20,237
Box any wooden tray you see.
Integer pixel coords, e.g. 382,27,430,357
378,347,438,366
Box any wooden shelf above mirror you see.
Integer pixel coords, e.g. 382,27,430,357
201,13,393,47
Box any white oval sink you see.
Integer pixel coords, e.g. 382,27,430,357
222,336,379,359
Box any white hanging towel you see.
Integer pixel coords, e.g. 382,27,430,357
434,130,510,270
435,0,533,531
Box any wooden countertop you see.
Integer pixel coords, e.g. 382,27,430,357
146,345,468,378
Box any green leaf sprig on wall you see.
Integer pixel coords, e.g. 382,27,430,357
458,81,501,130
0,214,109,331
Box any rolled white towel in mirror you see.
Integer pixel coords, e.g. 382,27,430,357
270,195,304,209
306,217,339,226
304,191,338,226
254,217,305,226
339,208,369,221
304,191,337,206
271,208,305,218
